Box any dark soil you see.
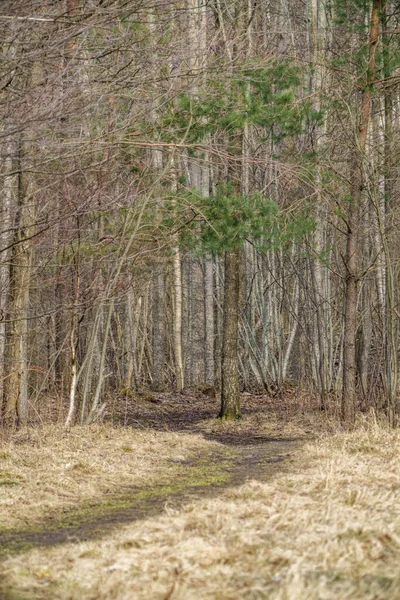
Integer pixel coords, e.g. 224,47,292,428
0,440,298,559
113,385,317,439
0,391,306,558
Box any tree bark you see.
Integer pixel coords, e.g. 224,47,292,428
341,0,382,424
204,255,215,386
173,247,184,392
151,265,166,392
2,142,32,427
0,136,14,411
220,248,241,419
149,11,166,393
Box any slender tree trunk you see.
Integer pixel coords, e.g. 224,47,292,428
203,155,214,385
341,0,382,423
151,265,166,391
309,0,333,405
149,10,166,393
381,2,398,424
2,143,32,427
86,298,114,424
0,137,14,409
204,255,215,386
170,155,184,392
173,248,184,391
127,293,142,390
65,263,81,427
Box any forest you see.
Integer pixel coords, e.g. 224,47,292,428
0,1,400,599
0,0,397,427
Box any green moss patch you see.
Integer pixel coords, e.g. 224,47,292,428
0,447,236,558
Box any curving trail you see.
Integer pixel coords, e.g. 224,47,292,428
0,433,300,558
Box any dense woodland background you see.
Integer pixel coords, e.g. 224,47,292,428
0,0,399,427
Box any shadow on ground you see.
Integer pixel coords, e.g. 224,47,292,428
0,391,304,560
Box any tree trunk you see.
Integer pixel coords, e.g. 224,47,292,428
341,0,382,424
0,136,14,410
65,263,81,427
173,247,184,392
2,143,32,427
149,11,166,393
220,248,241,419
381,2,398,424
204,255,215,386
151,265,166,392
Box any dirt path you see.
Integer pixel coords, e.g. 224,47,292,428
0,434,300,558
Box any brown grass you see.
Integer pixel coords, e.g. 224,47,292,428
2,416,400,599
0,424,216,530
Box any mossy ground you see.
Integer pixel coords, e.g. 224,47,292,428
0,436,299,560
0,446,237,558
0,423,225,533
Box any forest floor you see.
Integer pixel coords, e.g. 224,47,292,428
1,391,400,599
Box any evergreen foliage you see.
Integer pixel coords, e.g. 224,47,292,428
163,187,315,255
161,59,323,144
158,59,320,256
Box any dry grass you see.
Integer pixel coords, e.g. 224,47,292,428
0,424,215,530
2,416,400,599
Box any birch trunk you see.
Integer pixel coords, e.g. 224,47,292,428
173,247,184,391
